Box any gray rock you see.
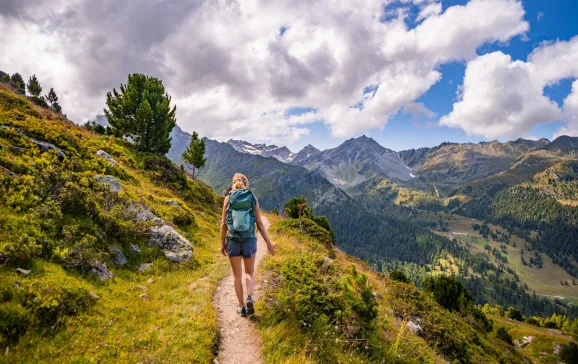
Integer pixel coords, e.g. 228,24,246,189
30,138,65,159
130,244,141,254
514,336,534,349
373,291,383,299
165,199,180,206
0,126,65,159
16,268,31,275
149,225,194,262
95,175,122,192
554,343,561,356
96,150,118,166
90,262,114,280
406,320,422,334
109,246,128,266
138,263,153,272
135,209,163,226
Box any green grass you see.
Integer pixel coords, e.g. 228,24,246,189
431,214,578,305
256,216,526,363
0,85,231,362
491,314,574,363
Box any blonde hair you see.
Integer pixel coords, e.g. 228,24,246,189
232,173,248,190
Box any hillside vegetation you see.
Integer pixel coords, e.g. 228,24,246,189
256,216,531,363
0,84,230,361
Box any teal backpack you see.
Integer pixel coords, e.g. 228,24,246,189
227,189,256,240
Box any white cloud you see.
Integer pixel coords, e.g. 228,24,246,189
442,35,578,139
554,80,578,139
0,0,529,145
416,2,442,22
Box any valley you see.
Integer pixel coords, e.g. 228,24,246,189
169,129,578,320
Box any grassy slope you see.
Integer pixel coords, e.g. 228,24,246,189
428,214,578,305
0,85,229,362
255,216,526,363
491,315,575,363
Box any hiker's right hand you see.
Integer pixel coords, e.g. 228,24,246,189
267,242,275,256
221,244,227,256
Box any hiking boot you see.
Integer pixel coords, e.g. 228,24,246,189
237,306,247,317
246,295,255,315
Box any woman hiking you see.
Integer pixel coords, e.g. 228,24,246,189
220,173,275,317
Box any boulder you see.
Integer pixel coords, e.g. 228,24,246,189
165,199,180,206
514,336,534,349
30,137,65,159
0,126,65,159
109,245,128,266
96,150,118,166
149,225,194,262
135,209,163,226
90,262,114,280
95,175,122,192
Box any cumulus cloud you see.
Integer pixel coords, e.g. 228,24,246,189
0,0,529,144
442,35,578,139
554,80,578,139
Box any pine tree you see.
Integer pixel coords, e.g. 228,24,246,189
27,74,42,97
45,88,62,113
181,131,206,180
10,73,25,94
105,73,176,154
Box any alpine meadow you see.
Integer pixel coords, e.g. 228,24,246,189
2,0,578,363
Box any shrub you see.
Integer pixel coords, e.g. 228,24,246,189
504,307,523,321
0,303,30,344
21,281,96,328
495,326,512,344
422,275,473,314
173,212,194,227
312,215,334,243
389,269,411,283
560,342,578,363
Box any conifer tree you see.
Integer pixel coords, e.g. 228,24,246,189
181,131,206,180
45,88,62,113
105,73,176,154
27,74,42,97
10,73,25,94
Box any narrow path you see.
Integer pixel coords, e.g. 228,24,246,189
213,216,269,364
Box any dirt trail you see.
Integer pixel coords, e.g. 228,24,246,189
213,216,269,364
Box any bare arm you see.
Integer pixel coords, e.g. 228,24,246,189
220,196,229,256
254,200,275,255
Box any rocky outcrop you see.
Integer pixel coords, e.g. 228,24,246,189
90,262,114,280
513,336,534,348
109,246,128,266
95,175,122,192
0,125,65,159
96,150,118,166
165,199,180,206
149,225,194,262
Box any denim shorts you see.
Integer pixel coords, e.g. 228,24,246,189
226,237,257,258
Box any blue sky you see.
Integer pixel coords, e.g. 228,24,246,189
288,0,578,152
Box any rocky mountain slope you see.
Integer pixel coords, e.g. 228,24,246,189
227,139,295,163
399,138,551,194
294,135,413,194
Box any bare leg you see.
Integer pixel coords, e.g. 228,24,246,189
229,256,244,306
243,254,256,297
